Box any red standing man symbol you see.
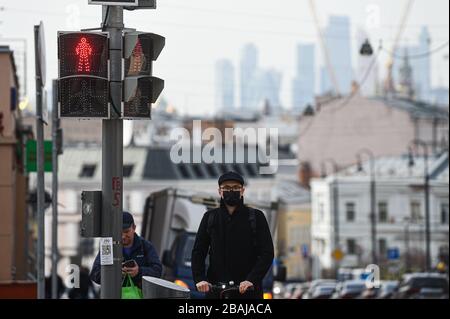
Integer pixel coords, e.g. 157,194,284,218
76,37,93,73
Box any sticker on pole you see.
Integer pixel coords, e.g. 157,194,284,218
100,238,114,265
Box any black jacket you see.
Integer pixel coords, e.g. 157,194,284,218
191,199,274,289
90,234,162,287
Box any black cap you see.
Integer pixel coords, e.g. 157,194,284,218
123,211,135,230
218,171,245,186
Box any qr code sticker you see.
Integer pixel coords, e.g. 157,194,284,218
102,244,111,256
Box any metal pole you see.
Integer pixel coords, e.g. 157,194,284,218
101,5,124,299
405,221,410,272
51,80,59,299
34,25,45,299
370,158,377,266
333,180,340,277
424,151,431,271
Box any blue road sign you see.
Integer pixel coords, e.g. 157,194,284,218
387,248,400,260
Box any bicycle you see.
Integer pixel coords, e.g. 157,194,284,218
210,281,255,299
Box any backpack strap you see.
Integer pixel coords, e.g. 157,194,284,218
206,210,216,238
248,207,257,248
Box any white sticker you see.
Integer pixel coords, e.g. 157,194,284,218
100,237,114,266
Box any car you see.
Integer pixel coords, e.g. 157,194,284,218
331,280,366,299
376,281,399,299
291,283,310,299
309,284,337,299
394,273,449,299
282,282,302,299
302,279,337,299
359,286,380,299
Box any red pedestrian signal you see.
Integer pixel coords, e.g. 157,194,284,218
58,32,109,78
76,37,93,73
58,32,110,118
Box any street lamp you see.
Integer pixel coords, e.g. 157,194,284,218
356,148,377,266
403,217,412,272
320,159,340,277
408,139,431,272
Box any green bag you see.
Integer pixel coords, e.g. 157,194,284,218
121,274,143,299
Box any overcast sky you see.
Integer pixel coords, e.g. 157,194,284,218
0,0,448,115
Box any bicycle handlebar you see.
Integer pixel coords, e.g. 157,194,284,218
209,282,255,299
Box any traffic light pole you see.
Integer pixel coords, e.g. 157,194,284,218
101,5,124,299
34,24,45,300
51,80,60,299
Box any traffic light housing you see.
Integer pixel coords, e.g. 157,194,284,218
123,32,165,119
58,32,110,118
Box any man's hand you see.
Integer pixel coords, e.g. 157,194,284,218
239,281,254,294
122,264,139,278
196,281,211,293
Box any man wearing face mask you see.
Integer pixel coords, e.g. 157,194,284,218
191,171,274,299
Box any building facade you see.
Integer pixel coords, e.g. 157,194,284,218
0,46,30,282
310,154,449,277
298,96,449,179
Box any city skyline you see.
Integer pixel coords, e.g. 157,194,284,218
0,0,448,115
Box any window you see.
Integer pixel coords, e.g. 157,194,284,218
410,201,422,222
123,164,134,178
318,203,325,222
232,164,244,176
378,202,388,223
177,164,190,178
219,164,229,174
245,164,257,177
441,204,449,225
205,164,218,178
346,202,355,222
379,238,387,257
192,164,205,178
79,164,96,178
347,239,356,255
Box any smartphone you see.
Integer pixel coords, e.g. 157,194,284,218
122,260,136,268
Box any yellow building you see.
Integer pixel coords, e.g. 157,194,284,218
276,181,312,281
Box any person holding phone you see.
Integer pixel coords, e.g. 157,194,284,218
90,211,162,288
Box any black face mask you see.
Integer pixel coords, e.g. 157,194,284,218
222,191,241,206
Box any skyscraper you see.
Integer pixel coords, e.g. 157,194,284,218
240,43,260,109
260,68,282,109
320,16,353,95
215,59,235,111
292,43,315,110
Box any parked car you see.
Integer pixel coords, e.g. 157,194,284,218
309,284,337,299
302,280,337,299
283,282,302,299
394,273,449,299
377,281,399,299
291,283,310,299
331,280,366,299
359,286,380,299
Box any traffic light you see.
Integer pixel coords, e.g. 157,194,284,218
58,32,110,118
123,32,165,119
